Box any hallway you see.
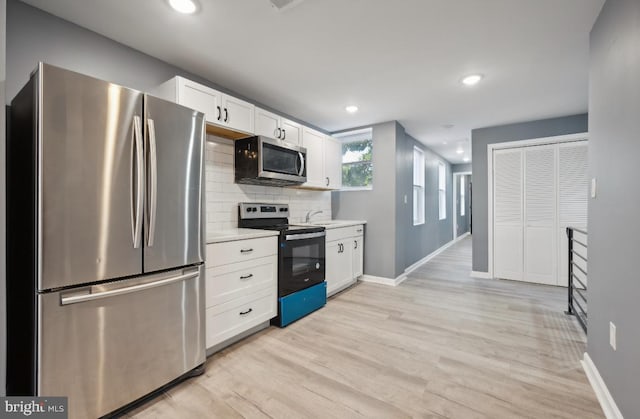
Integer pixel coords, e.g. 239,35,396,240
128,236,603,418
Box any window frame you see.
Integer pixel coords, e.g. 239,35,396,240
335,128,373,191
413,146,425,225
438,161,447,220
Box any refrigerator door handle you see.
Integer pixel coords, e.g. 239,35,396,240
60,271,199,305
147,118,158,247
131,115,144,248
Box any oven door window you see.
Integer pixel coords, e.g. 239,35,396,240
280,236,325,297
262,143,303,176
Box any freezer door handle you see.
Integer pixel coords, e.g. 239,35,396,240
60,271,199,305
147,118,158,247
131,116,144,248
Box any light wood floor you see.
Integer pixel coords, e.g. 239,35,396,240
127,236,603,418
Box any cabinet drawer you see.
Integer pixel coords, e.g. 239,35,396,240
207,236,277,267
326,226,355,242
205,288,276,349
206,255,277,307
351,225,364,237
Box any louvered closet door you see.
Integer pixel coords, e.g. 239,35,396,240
558,141,588,286
494,149,523,281
524,144,557,285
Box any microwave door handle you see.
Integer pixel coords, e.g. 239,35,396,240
147,118,158,247
298,152,305,177
131,116,144,248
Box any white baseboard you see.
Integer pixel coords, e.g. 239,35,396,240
582,352,624,419
361,274,406,287
470,271,492,279
361,233,469,288
403,232,470,275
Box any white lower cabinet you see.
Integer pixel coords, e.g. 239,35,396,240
205,236,277,350
326,225,364,297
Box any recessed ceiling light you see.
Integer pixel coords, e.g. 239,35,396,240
442,141,448,145
456,147,464,154
463,157,470,162
168,0,199,14
461,74,483,86
345,105,359,114
442,124,454,129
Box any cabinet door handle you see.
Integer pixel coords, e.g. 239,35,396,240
282,129,286,140
354,240,358,249
326,177,330,187
356,229,363,233
276,128,282,138
240,248,254,253
240,274,254,280
216,106,222,121
224,108,229,122
239,308,253,316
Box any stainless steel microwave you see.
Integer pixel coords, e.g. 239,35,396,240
235,136,307,186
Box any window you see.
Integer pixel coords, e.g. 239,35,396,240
438,162,446,220
335,128,373,190
460,176,466,216
413,147,425,225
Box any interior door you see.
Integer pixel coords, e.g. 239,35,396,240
524,144,557,285
558,141,588,286
143,95,205,273
39,64,144,290
493,149,523,281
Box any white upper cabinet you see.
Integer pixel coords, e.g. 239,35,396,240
254,107,302,144
302,127,325,188
154,76,254,135
324,136,342,190
301,127,342,190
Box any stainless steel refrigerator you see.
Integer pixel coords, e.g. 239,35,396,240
6,63,206,418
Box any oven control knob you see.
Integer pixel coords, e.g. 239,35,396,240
316,263,320,269
246,207,251,212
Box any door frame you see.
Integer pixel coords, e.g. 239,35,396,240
452,171,472,240
487,132,588,279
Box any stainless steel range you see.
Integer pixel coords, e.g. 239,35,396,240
238,203,327,326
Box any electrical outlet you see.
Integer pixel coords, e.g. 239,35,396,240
610,322,617,351
591,178,597,198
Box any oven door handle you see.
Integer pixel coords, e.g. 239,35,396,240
285,231,326,241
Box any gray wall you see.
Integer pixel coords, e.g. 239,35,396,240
588,0,640,417
399,129,453,271
333,121,454,278
452,163,472,173
0,0,6,397
470,113,588,273
332,121,398,278
455,175,471,237
4,0,324,133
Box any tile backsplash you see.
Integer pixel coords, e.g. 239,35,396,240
205,136,332,233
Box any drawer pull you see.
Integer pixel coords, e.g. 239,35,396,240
356,229,363,233
240,274,254,280
239,308,253,316
240,248,254,253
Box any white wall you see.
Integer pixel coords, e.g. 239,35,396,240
205,136,332,232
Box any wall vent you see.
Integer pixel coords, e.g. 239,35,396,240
269,0,305,12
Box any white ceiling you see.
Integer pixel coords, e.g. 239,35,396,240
21,0,604,164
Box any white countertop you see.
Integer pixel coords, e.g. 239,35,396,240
206,228,279,244
299,220,367,230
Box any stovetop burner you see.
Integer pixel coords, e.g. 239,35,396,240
238,203,325,235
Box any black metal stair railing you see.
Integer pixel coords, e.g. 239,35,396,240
565,227,588,333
